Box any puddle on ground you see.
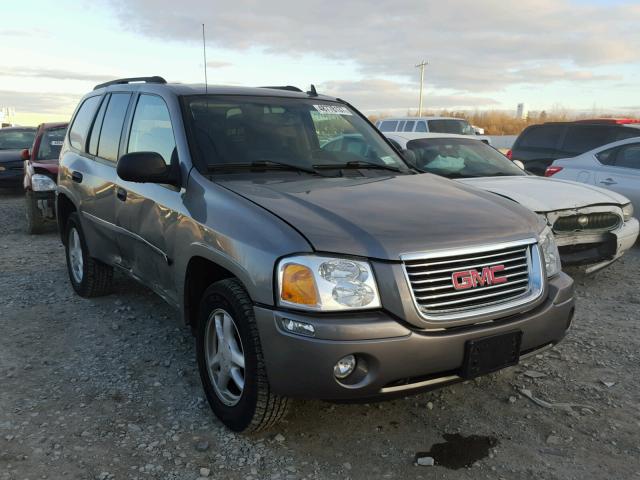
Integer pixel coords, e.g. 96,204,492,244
416,433,498,469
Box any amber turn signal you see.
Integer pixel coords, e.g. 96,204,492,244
280,263,319,306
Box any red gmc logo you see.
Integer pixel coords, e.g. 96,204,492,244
452,265,508,290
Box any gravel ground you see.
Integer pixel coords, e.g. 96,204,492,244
1,188,639,480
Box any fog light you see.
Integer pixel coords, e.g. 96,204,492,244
282,318,315,337
334,354,357,379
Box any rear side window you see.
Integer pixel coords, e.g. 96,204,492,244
379,120,398,132
128,94,176,165
404,120,415,132
97,93,131,162
69,96,101,151
614,144,640,170
562,126,613,154
37,126,67,160
517,125,563,149
415,121,427,132
88,96,109,156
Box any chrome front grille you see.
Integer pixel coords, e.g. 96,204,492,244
402,239,544,322
553,212,621,233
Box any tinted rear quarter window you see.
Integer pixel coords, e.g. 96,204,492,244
517,125,564,150
69,96,101,151
379,120,398,132
616,144,640,169
97,93,131,161
415,121,427,132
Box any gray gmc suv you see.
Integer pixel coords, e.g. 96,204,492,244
57,77,575,432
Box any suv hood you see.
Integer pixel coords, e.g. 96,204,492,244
457,176,629,213
217,173,541,260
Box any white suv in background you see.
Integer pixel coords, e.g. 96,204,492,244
376,116,492,145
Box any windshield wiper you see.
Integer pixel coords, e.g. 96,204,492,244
206,160,317,174
315,160,402,173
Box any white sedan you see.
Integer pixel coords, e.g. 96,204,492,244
545,137,640,214
385,132,639,273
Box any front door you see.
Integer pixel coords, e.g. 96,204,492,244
114,93,181,304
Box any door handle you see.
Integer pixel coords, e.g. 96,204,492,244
71,171,83,183
116,187,127,201
600,178,617,186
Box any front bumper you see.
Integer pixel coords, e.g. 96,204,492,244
254,272,574,400
556,217,639,272
0,164,23,187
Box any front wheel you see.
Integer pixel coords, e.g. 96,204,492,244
25,191,45,234
196,279,289,432
64,212,113,297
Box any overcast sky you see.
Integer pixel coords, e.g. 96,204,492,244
1,0,639,124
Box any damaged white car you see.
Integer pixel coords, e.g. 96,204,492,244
385,132,639,273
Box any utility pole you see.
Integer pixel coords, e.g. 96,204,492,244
415,60,428,116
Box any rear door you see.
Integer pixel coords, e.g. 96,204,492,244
61,94,124,265
594,142,640,208
114,93,181,303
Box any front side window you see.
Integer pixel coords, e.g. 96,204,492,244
184,96,408,172
0,129,36,150
427,119,475,135
97,93,131,162
406,138,525,179
69,96,101,151
37,126,67,160
563,126,612,154
128,94,176,165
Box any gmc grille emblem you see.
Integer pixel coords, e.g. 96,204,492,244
452,265,508,290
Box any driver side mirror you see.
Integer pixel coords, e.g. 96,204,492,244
401,149,418,168
20,149,30,161
117,151,180,186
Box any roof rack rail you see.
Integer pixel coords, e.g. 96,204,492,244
93,76,167,91
260,85,303,93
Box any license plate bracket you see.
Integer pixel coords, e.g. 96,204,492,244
461,331,522,379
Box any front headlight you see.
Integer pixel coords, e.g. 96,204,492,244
32,174,57,192
622,203,634,222
277,255,381,311
538,226,561,278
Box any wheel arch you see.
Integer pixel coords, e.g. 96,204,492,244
56,192,77,244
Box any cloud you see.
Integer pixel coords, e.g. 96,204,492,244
206,60,233,68
104,0,639,92
0,91,80,115
0,67,116,83
319,79,499,111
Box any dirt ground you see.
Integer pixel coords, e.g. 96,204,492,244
1,188,639,480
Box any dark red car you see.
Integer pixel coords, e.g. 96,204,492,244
23,122,68,233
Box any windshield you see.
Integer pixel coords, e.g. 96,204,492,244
427,119,475,135
406,138,526,178
0,129,36,151
183,96,408,172
37,126,67,160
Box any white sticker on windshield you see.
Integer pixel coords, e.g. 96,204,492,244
380,156,396,165
51,140,63,146
313,104,352,115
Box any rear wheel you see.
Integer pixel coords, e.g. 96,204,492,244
196,279,289,432
64,212,113,297
25,191,45,234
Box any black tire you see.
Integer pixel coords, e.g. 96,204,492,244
64,212,113,297
196,278,290,432
25,191,45,234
